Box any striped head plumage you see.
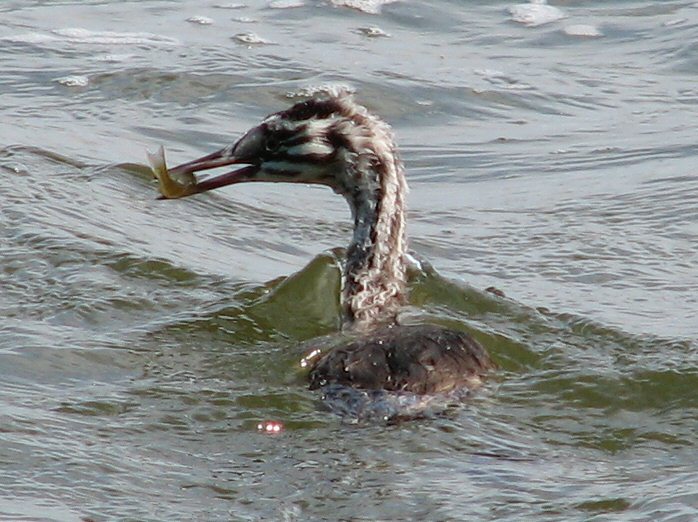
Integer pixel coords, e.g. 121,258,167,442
169,91,403,201
167,91,409,329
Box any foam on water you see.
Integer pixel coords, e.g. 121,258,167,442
269,0,306,8
186,15,214,25
232,32,273,45
54,75,89,87
212,2,245,8
92,53,136,63
357,26,391,38
563,24,602,37
509,0,565,27
286,83,356,99
330,0,399,15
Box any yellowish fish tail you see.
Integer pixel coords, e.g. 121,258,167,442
146,146,196,199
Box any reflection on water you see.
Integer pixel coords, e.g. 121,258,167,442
1,0,698,520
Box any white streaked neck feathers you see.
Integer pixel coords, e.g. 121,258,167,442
329,100,408,330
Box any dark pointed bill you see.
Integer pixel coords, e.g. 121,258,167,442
167,148,260,196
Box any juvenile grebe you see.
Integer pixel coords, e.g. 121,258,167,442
161,92,493,404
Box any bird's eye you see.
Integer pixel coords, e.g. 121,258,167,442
265,135,280,153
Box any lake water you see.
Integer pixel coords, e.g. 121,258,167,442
1,0,697,520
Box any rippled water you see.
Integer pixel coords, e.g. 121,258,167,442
1,0,697,520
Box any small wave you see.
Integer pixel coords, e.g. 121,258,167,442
2,28,178,47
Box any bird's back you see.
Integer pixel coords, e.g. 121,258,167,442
308,324,493,395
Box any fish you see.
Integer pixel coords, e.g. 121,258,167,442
146,146,197,199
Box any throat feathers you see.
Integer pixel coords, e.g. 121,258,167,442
333,104,409,329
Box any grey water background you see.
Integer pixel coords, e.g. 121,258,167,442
1,0,698,520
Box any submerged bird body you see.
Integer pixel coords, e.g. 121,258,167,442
308,324,490,394
162,91,494,412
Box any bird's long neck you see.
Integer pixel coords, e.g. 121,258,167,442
341,146,408,330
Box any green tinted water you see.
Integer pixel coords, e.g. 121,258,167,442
1,0,697,520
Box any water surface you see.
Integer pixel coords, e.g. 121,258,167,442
1,0,697,520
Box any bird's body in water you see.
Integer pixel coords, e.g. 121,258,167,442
161,90,494,419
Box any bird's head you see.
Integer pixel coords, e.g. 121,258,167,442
165,92,401,201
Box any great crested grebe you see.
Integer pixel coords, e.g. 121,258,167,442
159,91,494,415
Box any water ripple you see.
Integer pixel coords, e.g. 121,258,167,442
1,0,698,520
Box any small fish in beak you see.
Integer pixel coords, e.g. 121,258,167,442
146,146,197,199
147,126,264,199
